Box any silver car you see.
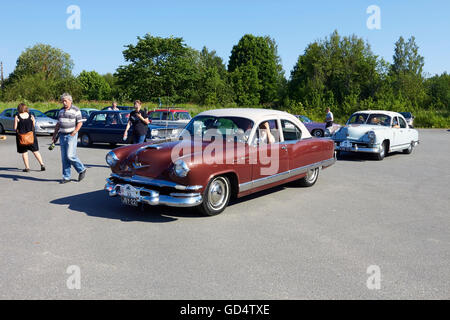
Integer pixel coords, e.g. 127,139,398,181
0,108,58,135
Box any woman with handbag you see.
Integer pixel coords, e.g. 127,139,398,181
14,103,45,172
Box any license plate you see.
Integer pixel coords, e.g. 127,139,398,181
121,197,139,207
120,184,139,206
341,140,352,150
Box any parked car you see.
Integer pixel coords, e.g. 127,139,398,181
101,106,134,111
44,109,60,120
399,112,414,127
104,108,336,216
78,110,179,147
295,115,341,137
146,109,191,139
80,108,98,120
332,110,419,160
0,108,58,135
78,110,136,147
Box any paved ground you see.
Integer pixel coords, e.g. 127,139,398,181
0,129,449,299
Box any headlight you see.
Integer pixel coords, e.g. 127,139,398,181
106,151,119,167
171,129,181,137
367,131,376,143
173,159,190,178
151,129,159,137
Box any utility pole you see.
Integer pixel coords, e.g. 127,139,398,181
0,62,3,89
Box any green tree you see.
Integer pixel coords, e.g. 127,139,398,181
115,34,199,102
228,34,284,105
9,43,73,82
77,70,111,100
390,36,426,107
4,43,77,101
288,30,382,114
425,72,450,110
194,47,234,105
229,63,262,106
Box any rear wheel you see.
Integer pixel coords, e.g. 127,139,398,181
198,176,231,216
294,167,320,187
80,134,92,147
403,142,414,154
312,129,324,137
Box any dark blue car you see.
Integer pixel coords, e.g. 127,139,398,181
78,110,183,147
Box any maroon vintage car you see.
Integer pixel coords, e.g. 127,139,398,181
105,109,336,216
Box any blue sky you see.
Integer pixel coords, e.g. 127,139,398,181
1,0,449,78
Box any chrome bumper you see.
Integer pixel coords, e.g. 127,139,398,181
104,178,203,208
335,143,380,153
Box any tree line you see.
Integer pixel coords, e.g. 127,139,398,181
0,31,448,123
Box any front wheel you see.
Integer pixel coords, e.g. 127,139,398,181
0,124,4,134
198,176,231,216
375,141,387,161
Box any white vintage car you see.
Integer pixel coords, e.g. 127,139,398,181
332,110,419,160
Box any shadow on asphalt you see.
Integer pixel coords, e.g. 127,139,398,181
0,173,60,182
50,189,207,223
336,151,403,162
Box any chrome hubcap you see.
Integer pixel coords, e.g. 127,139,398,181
208,178,228,210
306,168,318,182
82,135,89,145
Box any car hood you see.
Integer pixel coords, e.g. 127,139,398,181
36,116,58,124
334,124,388,140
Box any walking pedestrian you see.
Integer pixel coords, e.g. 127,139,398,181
51,93,87,184
14,103,45,172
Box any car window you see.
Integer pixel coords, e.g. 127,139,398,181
174,112,191,120
399,117,407,128
92,113,107,124
150,112,161,120
367,114,391,126
298,115,312,123
347,113,368,124
256,119,280,144
106,113,119,125
281,120,302,141
185,116,254,142
392,117,399,128
161,112,172,120
3,109,13,117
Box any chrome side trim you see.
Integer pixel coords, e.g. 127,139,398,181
239,157,336,193
110,173,202,191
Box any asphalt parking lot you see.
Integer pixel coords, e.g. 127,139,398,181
0,129,449,299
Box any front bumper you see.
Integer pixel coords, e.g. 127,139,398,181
104,176,203,208
334,141,381,153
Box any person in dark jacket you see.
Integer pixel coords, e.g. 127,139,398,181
14,103,45,172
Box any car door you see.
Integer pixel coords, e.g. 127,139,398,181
88,112,108,142
2,109,15,131
249,119,290,186
391,116,408,149
105,113,127,143
397,116,411,148
280,119,317,175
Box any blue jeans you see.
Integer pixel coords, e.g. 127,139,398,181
60,133,85,180
133,134,146,144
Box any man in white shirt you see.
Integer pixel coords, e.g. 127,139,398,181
325,107,334,128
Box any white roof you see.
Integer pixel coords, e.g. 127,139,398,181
353,110,404,118
197,108,312,139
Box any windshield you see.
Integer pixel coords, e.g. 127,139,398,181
183,116,254,143
30,109,47,118
347,113,391,126
297,115,312,123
